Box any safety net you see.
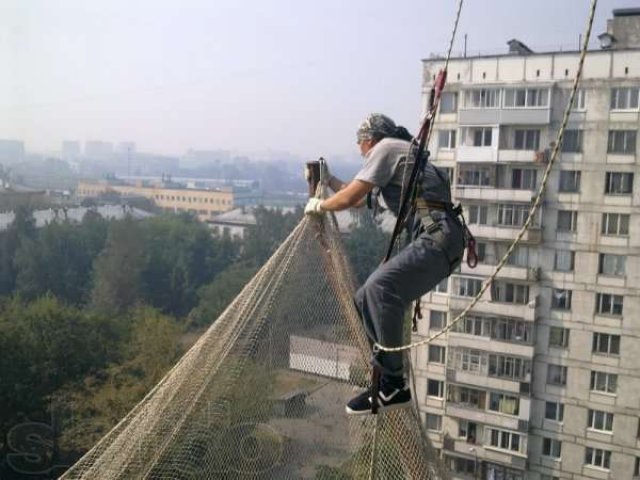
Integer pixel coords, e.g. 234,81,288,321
60,212,448,479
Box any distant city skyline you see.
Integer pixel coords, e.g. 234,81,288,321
1,0,637,159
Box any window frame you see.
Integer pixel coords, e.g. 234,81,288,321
592,332,621,356
601,213,630,236
587,409,614,433
605,171,634,194
558,170,581,193
595,293,623,316
542,437,562,459
549,327,570,349
546,364,567,386
545,401,565,422
610,86,639,111
590,370,617,394
585,447,612,470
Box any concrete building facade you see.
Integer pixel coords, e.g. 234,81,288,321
416,10,640,480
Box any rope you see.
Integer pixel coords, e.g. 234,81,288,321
374,0,598,354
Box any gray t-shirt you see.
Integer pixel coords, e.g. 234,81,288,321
354,138,414,216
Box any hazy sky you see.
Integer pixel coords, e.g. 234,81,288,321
0,0,637,159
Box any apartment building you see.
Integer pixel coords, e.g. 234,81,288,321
416,9,640,480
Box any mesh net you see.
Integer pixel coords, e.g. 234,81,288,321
60,213,449,479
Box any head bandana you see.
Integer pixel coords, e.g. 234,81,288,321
356,113,396,143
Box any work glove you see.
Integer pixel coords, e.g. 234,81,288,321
304,198,324,215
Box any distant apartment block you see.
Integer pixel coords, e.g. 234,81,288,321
416,9,640,480
0,139,25,164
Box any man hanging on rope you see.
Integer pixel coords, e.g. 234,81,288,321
305,113,465,415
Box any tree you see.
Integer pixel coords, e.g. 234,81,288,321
343,211,389,286
242,206,302,267
0,206,35,295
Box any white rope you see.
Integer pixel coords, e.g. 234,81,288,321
374,0,599,354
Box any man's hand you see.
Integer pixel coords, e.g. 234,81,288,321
304,198,324,215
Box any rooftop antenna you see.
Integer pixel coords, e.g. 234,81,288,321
464,33,468,57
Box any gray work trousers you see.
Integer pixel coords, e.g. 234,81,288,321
354,212,465,379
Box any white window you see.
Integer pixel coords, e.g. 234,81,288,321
559,170,581,192
511,168,537,189
551,288,572,310
428,345,446,364
488,392,520,415
459,349,484,372
547,364,567,386
465,88,501,108
549,327,570,348
557,210,578,232
458,420,478,443
590,371,617,394
595,293,623,316
496,244,530,267
488,428,522,453
554,250,575,271
440,92,458,113
514,129,541,150
585,447,611,470
545,401,564,422
598,253,626,277
573,88,587,110
472,127,493,146
610,87,639,110
456,277,482,297
456,315,491,337
497,204,530,227
608,131,637,154
467,205,488,224
491,281,529,304
458,166,492,186
588,409,614,432
602,213,629,236
504,87,549,107
426,413,443,431
488,354,530,380
429,310,446,330
433,277,448,293
438,129,457,149
427,378,444,398
561,129,583,153
607,172,634,195
543,438,562,458
492,317,533,344
592,332,620,355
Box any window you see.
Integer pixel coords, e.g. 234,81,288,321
551,289,572,310
467,205,488,224
496,244,530,267
573,88,587,110
588,409,614,432
545,401,564,422
488,392,520,415
486,464,524,480
429,311,446,331
426,413,443,431
635,457,640,477
491,282,529,304
610,87,639,110
606,172,634,195
497,204,530,227
547,364,567,386
608,131,637,154
433,277,448,293
554,250,575,272
599,253,626,277
602,213,629,236
549,327,570,348
562,130,583,152
449,457,476,475
595,293,623,316
458,420,478,443
585,447,611,470
488,428,522,453
465,88,500,108
514,129,540,150
592,333,620,355
458,166,492,186
456,277,482,297
427,379,444,398
491,317,533,344
428,345,446,364
440,92,458,113
590,371,617,394
456,315,491,337
488,354,531,381
543,438,562,458
438,129,457,149
458,349,484,373
557,210,578,232
448,385,485,408
559,170,581,192
504,87,549,107
472,127,493,146
511,168,537,189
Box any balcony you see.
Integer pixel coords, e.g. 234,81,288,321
446,404,520,432
449,369,525,395
469,224,542,244
457,146,498,163
459,107,550,126
497,149,541,163
447,332,535,358
460,262,539,282
448,296,537,322
454,186,534,203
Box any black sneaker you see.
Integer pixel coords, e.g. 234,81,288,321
345,382,411,416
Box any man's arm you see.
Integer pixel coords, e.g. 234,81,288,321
321,179,373,212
